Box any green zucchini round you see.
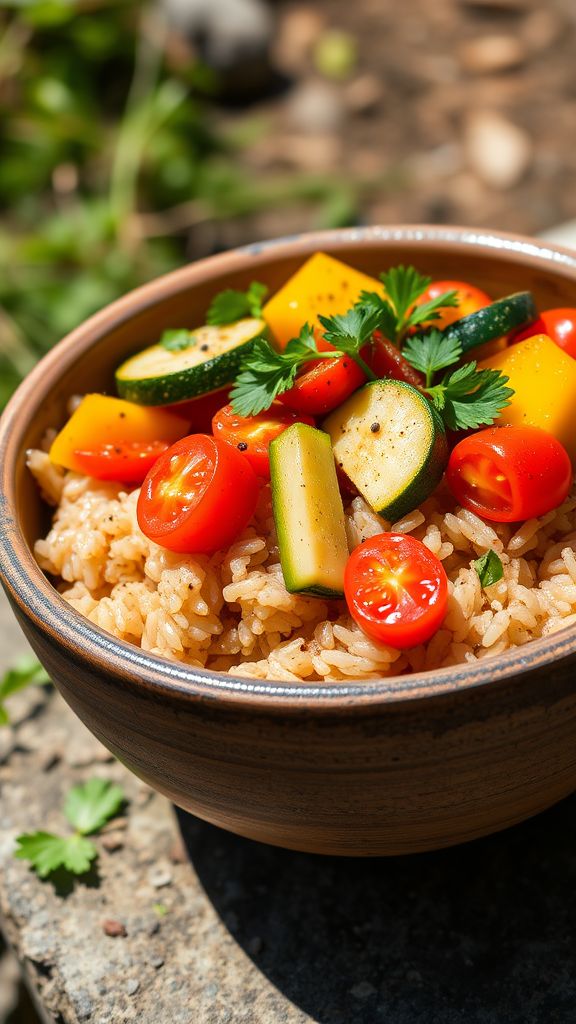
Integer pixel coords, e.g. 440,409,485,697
442,292,537,354
323,379,448,522
115,318,266,406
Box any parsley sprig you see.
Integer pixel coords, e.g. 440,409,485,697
207,281,268,326
359,266,459,346
401,328,513,430
160,328,196,352
15,778,125,878
424,361,513,431
230,309,378,417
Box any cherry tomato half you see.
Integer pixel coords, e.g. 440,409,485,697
414,279,492,330
73,440,170,484
137,434,259,553
513,309,576,359
446,426,573,523
368,332,424,388
212,403,315,478
279,350,366,416
345,533,448,649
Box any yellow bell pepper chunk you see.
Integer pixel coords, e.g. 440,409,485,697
263,252,384,349
49,394,189,473
479,334,576,462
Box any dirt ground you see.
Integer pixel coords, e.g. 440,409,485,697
203,0,576,253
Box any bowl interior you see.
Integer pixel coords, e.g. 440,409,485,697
5,225,576,702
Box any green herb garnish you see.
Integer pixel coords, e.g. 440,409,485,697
15,778,125,879
474,550,504,587
359,266,458,346
424,361,513,431
402,329,463,388
159,329,195,352
207,281,268,326
229,311,378,417
0,656,50,726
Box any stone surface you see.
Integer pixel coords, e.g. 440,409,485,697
464,109,532,189
3,585,576,1022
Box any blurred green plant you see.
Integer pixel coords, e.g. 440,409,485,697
0,0,367,410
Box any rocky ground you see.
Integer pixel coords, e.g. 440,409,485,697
190,0,576,255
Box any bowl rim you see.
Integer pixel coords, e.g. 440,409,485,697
3,222,576,712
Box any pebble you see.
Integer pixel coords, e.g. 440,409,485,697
285,79,345,134
521,9,562,53
101,833,124,853
273,5,325,74
459,35,526,74
125,978,140,997
148,867,173,889
344,74,384,115
149,954,165,969
350,980,377,999
464,110,532,189
102,919,127,938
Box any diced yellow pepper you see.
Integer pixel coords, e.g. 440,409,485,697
49,394,189,473
479,334,576,462
263,252,384,349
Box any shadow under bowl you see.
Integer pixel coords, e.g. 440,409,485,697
2,225,576,856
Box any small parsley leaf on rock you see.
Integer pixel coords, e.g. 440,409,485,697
15,779,126,879
0,656,50,726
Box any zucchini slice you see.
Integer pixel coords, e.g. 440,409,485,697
270,423,349,598
115,318,265,406
324,380,448,521
442,292,537,354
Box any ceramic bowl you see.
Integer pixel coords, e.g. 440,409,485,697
2,225,576,857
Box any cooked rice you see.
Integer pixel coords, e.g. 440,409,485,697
28,448,576,682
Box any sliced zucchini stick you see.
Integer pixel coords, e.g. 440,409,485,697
443,292,537,354
116,318,265,405
270,423,349,598
324,380,448,521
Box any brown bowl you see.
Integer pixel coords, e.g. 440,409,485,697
2,225,576,857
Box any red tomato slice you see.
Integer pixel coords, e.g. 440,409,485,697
413,279,492,330
73,441,170,484
513,309,576,358
212,403,315,478
345,533,448,649
279,350,366,416
137,434,259,553
446,426,573,523
368,332,425,388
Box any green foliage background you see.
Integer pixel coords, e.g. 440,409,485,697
0,0,359,410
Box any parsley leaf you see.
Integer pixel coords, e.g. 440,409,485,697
474,550,504,588
15,832,97,878
425,362,514,431
358,266,458,345
160,329,195,352
0,656,50,726
402,329,463,387
65,778,125,835
207,281,268,326
318,306,383,355
230,309,381,418
381,265,433,321
229,327,322,417
15,778,126,879
405,289,459,333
